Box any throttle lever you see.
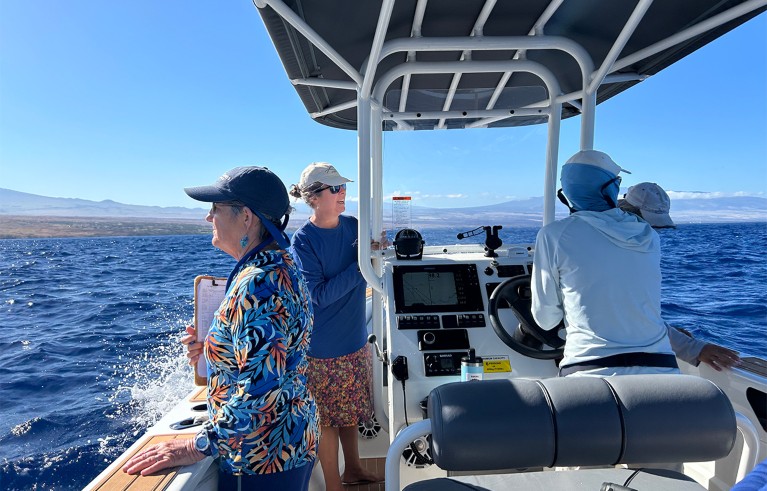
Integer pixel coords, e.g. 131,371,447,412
367,334,388,364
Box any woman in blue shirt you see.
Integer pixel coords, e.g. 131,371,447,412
289,162,384,490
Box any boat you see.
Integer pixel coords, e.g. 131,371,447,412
85,1,767,490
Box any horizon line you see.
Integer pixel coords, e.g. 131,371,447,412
2,186,766,212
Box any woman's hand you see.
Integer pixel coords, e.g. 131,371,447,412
122,438,204,476
181,325,204,366
371,230,390,250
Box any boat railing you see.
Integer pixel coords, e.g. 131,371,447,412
736,412,762,481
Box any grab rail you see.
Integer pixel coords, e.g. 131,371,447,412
736,412,762,481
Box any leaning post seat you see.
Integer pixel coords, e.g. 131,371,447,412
388,375,737,491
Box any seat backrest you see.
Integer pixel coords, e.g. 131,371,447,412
427,374,736,471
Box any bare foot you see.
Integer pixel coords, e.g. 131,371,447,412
341,468,384,485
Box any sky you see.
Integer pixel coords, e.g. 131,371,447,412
0,2,765,210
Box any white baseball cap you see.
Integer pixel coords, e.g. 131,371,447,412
565,150,631,177
624,182,675,228
299,162,352,190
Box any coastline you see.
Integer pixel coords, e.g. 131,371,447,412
2,214,764,240
0,215,213,239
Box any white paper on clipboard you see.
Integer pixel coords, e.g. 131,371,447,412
193,275,227,386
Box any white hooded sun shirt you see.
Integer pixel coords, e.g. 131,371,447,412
532,208,675,371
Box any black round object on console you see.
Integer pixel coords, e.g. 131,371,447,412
394,228,424,260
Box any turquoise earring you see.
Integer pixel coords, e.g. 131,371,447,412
240,235,249,248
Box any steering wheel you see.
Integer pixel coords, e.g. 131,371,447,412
487,274,565,360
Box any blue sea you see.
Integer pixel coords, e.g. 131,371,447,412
1,222,766,490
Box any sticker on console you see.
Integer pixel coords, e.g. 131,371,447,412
483,355,512,373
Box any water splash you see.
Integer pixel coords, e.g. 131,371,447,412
109,331,196,433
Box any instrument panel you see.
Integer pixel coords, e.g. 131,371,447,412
381,249,558,437
392,264,484,314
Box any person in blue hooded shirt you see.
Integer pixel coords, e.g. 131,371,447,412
531,150,679,377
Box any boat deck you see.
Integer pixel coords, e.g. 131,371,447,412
345,458,386,491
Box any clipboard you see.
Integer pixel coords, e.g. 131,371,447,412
193,275,227,386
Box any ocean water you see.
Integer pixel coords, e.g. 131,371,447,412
0,222,765,490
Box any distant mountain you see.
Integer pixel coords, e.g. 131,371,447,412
0,188,208,220
406,197,550,228
1,188,764,229
399,194,767,228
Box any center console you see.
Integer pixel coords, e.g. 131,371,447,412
381,248,559,440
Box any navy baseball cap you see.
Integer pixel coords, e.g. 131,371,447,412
184,166,290,221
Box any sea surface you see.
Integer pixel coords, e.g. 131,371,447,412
1,222,765,490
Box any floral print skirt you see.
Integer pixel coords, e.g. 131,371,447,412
306,344,373,427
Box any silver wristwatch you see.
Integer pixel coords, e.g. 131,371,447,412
193,430,212,456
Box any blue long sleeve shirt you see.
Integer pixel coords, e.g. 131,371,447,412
290,215,367,358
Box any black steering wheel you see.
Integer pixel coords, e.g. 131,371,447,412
488,274,565,360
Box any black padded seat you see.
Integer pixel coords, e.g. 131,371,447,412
400,375,736,491
404,468,705,491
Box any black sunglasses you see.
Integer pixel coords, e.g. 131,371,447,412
318,183,346,194
209,202,243,214
600,176,622,194
557,176,622,213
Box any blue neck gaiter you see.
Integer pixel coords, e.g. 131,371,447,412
560,163,620,212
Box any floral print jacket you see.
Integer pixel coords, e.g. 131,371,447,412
202,249,318,475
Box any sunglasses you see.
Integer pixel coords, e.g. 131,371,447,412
600,176,622,194
209,202,243,214
557,176,623,213
319,183,346,194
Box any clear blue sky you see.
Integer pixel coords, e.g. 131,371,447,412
1,2,765,209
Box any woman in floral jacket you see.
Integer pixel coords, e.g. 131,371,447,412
123,166,318,491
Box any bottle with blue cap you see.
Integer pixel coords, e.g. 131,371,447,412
460,348,483,382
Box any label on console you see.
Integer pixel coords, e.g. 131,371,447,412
483,355,512,373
